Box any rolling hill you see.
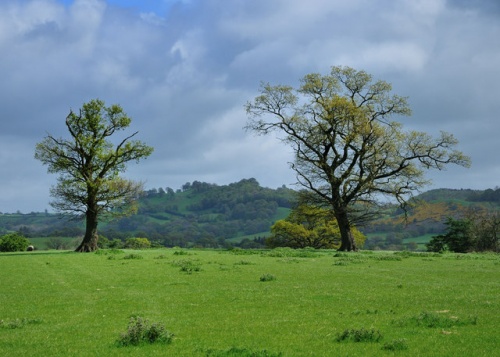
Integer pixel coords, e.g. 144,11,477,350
1,180,498,250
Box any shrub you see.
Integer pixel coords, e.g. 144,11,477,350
108,239,124,249
260,273,276,282
171,259,202,273
124,237,151,249
0,233,30,252
382,338,409,351
116,316,174,346
336,328,383,342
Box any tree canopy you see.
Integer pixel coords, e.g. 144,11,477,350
35,99,153,252
246,66,470,251
268,203,366,249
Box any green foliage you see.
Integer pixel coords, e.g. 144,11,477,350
336,328,383,343
171,259,202,273
116,316,174,346
124,237,151,249
382,338,408,351
427,218,473,253
0,232,30,252
34,99,153,252
3,187,500,252
246,66,470,251
268,204,366,249
102,178,295,247
259,273,276,282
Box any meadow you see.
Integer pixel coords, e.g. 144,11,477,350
0,248,498,356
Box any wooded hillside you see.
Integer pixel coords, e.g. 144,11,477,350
1,181,498,250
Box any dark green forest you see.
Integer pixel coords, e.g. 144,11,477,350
1,179,498,250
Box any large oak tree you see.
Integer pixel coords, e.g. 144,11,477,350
246,66,470,251
35,99,153,252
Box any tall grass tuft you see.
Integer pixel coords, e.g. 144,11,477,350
116,316,174,346
336,328,383,343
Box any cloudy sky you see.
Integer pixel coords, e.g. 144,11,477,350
1,0,499,213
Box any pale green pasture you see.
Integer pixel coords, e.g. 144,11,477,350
0,249,498,356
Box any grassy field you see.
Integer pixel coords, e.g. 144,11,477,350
0,248,498,356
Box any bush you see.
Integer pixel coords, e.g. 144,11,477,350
260,273,276,282
0,233,30,252
175,260,202,273
336,328,383,343
116,316,174,346
382,338,408,351
124,237,151,249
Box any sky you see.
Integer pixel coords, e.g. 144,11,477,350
0,0,499,213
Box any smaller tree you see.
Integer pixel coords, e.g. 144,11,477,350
427,212,500,253
268,204,365,249
35,99,153,252
469,210,499,252
0,233,31,252
427,218,473,253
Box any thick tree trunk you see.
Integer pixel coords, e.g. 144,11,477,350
336,209,357,251
75,209,99,252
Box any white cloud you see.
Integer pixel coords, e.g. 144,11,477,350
0,0,499,212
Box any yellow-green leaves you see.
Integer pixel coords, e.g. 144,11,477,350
246,66,470,250
34,99,153,218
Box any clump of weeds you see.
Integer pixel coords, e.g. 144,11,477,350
116,316,174,346
382,338,409,351
336,328,383,343
171,259,202,274
260,273,276,282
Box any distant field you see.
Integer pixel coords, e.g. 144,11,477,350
27,237,77,250
0,249,498,356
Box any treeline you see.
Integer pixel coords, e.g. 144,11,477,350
2,184,500,250
417,187,500,204
100,178,294,247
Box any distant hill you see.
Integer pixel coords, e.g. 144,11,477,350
362,188,500,250
0,178,295,248
1,182,498,250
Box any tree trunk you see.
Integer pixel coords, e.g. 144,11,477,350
335,209,357,251
75,209,99,252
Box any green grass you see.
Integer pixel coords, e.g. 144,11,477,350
0,249,498,356
27,236,77,250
